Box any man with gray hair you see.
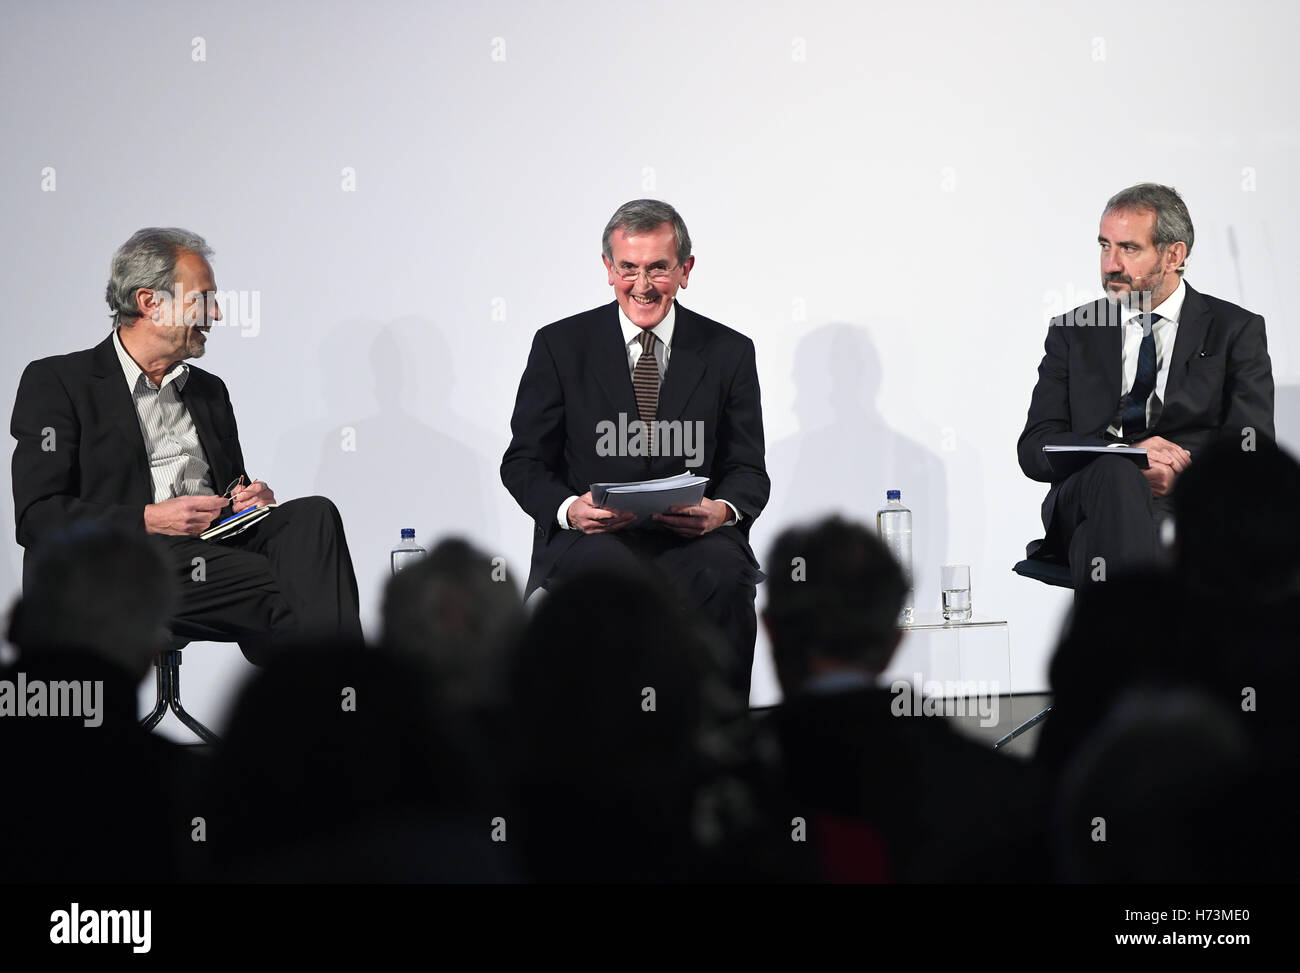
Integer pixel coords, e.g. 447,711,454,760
1018,184,1275,586
10,228,362,663
501,200,770,695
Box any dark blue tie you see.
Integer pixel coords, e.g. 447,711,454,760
1121,312,1160,439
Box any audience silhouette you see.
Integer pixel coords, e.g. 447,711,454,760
4,436,1296,882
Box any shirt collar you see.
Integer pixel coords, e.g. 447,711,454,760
113,328,189,392
1119,276,1186,326
618,300,676,350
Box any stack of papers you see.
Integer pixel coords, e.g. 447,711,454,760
591,472,710,526
1042,444,1149,477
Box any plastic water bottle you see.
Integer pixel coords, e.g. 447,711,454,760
876,490,914,625
390,528,427,574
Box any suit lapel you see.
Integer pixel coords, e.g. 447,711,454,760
592,303,640,419
657,302,705,422
180,376,229,487
1077,299,1124,436
1108,301,1123,399
89,336,151,487
1096,298,1123,403
1161,283,1211,412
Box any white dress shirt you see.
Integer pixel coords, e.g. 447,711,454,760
1106,277,1186,438
113,329,216,503
620,300,674,380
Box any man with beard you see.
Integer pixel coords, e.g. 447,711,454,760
10,228,361,662
1018,184,1274,587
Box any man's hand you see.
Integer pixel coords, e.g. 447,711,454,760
653,498,729,538
231,479,276,514
1142,461,1178,499
144,495,228,536
1134,436,1191,474
568,491,636,533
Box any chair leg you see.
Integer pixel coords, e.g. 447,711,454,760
140,649,221,745
139,658,169,731
993,704,1053,750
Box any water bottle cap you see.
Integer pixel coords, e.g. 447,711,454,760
887,490,901,500
401,528,415,539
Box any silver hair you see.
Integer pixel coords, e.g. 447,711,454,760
106,227,213,329
1103,183,1194,275
602,199,692,266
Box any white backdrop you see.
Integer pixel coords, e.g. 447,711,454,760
3,1,1297,728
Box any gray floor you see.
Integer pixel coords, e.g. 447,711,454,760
946,693,1053,759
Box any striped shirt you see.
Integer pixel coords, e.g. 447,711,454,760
113,329,216,503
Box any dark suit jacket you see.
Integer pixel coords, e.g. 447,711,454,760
765,688,1047,881
501,300,770,595
10,332,249,563
1017,282,1274,540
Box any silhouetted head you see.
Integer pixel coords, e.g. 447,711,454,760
8,525,173,679
1173,438,1300,604
380,537,524,711
1053,688,1255,882
207,639,489,873
763,515,907,694
1038,569,1208,774
509,562,738,880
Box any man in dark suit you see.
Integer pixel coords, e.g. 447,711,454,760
501,200,769,693
1018,184,1274,587
762,515,1045,882
10,227,362,661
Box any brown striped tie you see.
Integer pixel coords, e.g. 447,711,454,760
632,330,660,425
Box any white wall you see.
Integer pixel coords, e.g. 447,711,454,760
2,0,1297,726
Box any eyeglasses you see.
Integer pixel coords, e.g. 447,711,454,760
615,264,680,283
223,475,246,500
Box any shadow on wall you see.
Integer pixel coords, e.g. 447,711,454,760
271,318,502,632
752,322,952,611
